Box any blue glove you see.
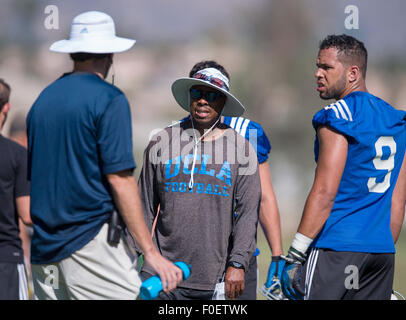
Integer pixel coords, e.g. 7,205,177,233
281,248,306,300
259,256,287,300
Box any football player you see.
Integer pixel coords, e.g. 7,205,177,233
281,34,406,300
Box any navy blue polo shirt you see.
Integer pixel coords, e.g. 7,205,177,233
27,73,136,264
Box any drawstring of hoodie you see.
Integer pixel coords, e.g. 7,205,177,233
188,96,224,189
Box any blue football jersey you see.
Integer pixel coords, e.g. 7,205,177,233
179,116,272,164
312,91,406,253
222,116,271,164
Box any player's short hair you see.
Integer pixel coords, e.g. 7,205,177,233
70,52,111,62
0,78,11,112
319,34,368,78
189,60,230,80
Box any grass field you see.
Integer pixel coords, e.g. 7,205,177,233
24,225,406,300
256,226,406,300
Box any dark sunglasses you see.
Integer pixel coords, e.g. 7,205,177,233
190,88,224,102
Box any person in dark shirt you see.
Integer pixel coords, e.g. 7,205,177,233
0,78,32,300
27,11,182,300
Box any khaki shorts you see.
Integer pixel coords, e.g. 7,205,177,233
32,223,141,300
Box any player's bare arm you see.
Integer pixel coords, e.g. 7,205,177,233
280,125,348,300
106,170,183,292
258,162,283,256
15,196,32,227
297,126,348,238
391,151,406,244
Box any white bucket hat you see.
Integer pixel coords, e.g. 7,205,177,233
171,67,245,117
50,11,136,53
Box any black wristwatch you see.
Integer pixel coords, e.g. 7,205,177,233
227,261,245,270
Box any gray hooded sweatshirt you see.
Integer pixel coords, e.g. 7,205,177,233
138,120,261,291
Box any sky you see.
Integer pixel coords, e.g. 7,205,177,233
1,0,405,57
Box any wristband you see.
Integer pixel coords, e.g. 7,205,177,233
290,232,313,258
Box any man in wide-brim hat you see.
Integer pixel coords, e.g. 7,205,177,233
137,61,261,300
26,11,182,300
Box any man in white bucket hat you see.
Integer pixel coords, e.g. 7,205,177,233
26,11,182,300
137,61,261,300
176,61,286,301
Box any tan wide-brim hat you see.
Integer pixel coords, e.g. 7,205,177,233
50,11,136,53
171,67,245,117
